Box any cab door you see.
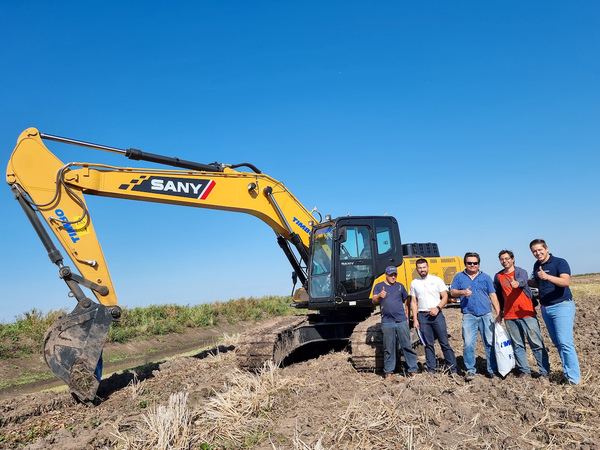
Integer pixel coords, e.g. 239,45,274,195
335,216,403,304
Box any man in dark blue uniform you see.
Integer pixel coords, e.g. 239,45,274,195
372,266,418,380
529,239,580,384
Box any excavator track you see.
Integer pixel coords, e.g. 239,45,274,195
236,315,309,370
350,313,422,372
349,314,384,371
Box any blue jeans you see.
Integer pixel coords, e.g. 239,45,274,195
418,312,457,373
95,353,103,382
504,317,550,375
381,321,418,374
541,301,580,384
462,312,496,375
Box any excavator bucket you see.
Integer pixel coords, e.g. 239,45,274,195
43,301,112,401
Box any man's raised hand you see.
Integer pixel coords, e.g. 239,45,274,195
510,276,520,289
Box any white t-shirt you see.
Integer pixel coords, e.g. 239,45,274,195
409,274,447,311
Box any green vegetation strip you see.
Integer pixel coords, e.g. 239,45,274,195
0,295,296,359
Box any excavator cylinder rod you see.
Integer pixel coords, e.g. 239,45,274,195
39,132,225,172
40,133,127,155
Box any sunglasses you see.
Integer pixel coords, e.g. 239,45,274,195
466,262,479,266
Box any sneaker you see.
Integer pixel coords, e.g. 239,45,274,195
464,372,476,382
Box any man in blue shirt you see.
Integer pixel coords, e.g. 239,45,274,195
372,266,418,380
451,252,501,381
529,239,580,384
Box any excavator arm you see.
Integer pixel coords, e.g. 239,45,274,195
6,128,318,400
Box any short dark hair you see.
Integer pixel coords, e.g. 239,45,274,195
415,258,428,266
529,239,547,249
498,249,514,259
464,252,480,265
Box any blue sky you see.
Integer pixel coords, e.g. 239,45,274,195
1,1,598,322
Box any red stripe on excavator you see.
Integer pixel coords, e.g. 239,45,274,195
199,180,216,200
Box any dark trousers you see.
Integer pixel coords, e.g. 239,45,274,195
418,311,457,373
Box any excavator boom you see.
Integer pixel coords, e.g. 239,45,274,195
6,128,317,400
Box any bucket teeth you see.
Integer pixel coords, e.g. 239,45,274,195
43,301,112,401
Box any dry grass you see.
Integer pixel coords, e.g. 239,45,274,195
114,392,194,449
193,360,305,446
127,372,145,399
219,332,241,347
333,396,416,449
571,283,600,297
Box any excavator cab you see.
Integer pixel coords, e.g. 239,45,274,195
308,216,404,310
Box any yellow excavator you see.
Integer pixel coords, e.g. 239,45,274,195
6,128,464,401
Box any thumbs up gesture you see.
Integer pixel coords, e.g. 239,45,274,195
538,266,548,280
380,286,387,299
464,286,472,297
510,276,520,289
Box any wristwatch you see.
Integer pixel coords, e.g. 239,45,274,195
437,306,442,312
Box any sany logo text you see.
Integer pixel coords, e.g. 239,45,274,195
121,176,216,200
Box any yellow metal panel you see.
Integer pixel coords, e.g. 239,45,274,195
7,129,118,306
369,256,465,297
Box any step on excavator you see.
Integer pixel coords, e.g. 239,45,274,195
6,128,464,401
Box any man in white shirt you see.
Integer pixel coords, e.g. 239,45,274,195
410,258,457,374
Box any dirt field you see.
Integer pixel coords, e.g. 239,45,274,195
1,275,599,449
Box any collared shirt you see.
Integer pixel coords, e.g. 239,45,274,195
410,274,447,312
533,254,572,306
451,270,495,317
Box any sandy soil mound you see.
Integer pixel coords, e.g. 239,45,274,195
1,275,599,449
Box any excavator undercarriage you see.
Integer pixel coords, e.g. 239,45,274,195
235,311,422,372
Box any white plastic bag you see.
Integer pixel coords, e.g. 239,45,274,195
494,323,515,377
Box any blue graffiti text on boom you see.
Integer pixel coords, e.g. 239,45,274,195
55,209,80,243
293,217,311,234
